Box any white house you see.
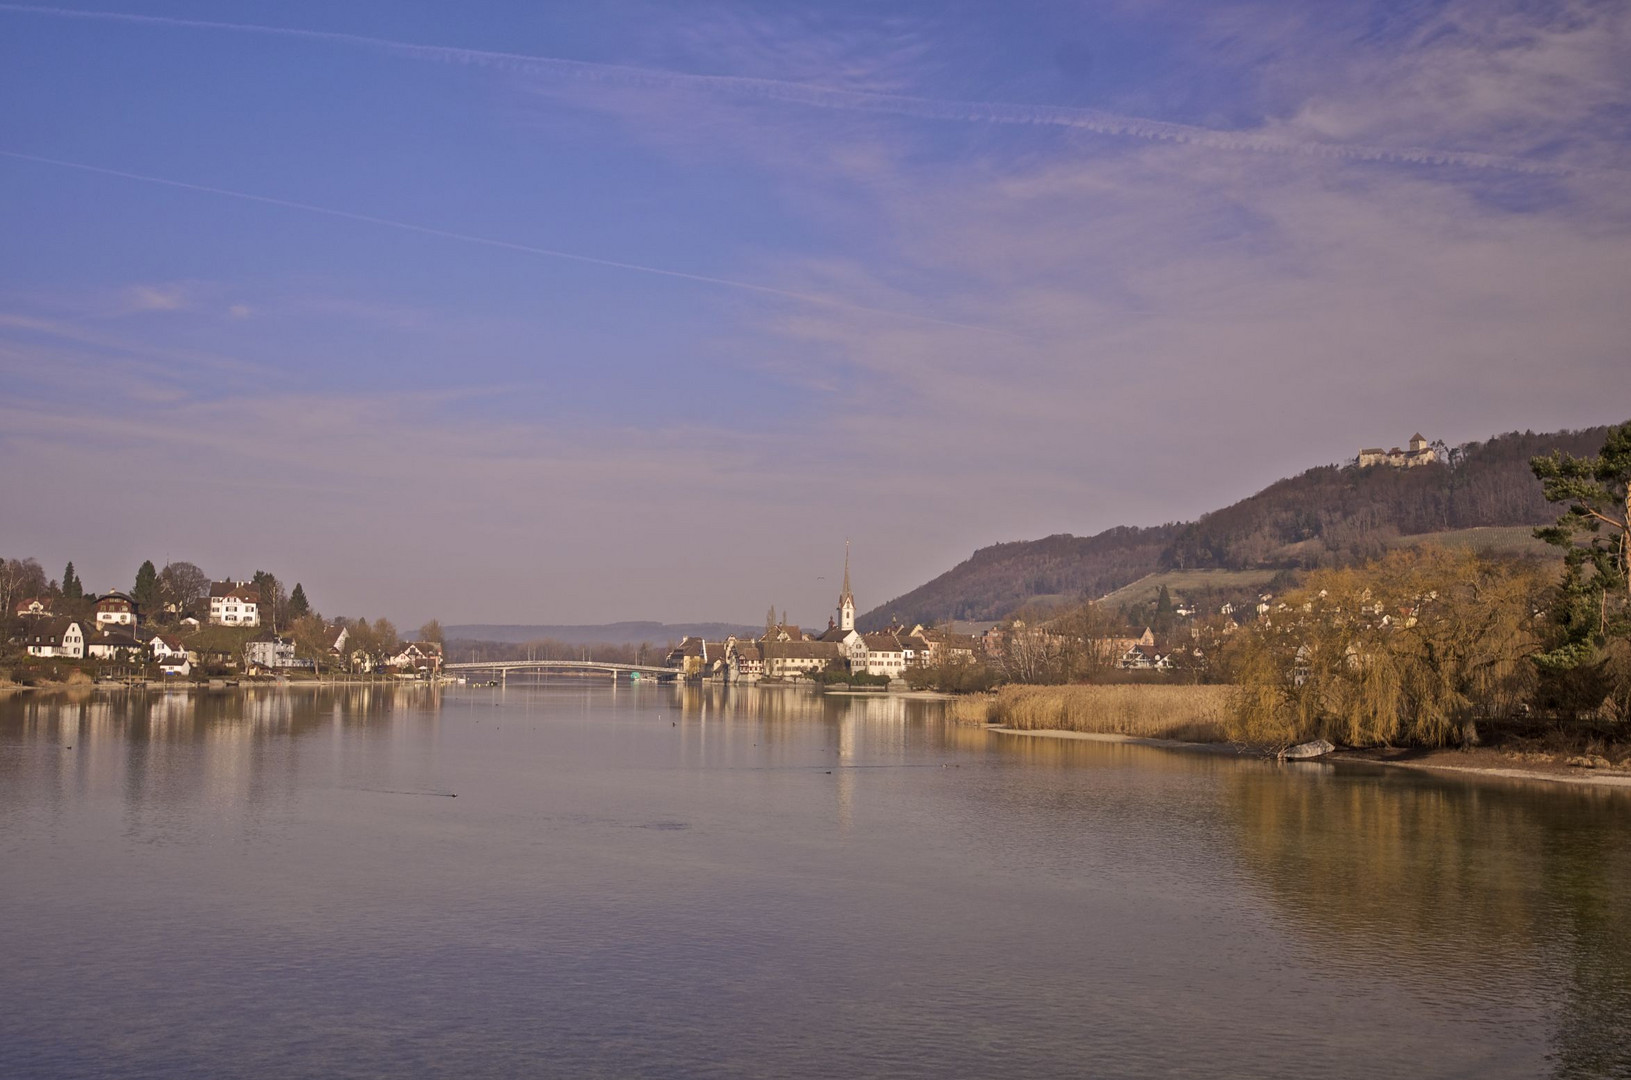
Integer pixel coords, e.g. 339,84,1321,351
93,592,138,627
25,618,85,659
149,634,190,661
157,653,192,677
209,581,261,627
859,633,907,678
244,635,306,670
388,641,444,673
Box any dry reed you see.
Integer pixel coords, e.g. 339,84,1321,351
985,683,1232,742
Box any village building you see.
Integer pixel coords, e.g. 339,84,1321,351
93,591,138,627
244,634,306,671
761,639,843,679
25,618,85,659
14,596,53,619
88,625,146,661
724,638,764,682
859,633,907,678
157,652,192,678
666,637,727,678
149,634,190,662
1357,433,1437,469
389,641,444,674
208,581,261,627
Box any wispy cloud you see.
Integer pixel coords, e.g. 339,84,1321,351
0,150,1007,336
0,2,1585,176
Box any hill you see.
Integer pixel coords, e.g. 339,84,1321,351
858,426,1610,630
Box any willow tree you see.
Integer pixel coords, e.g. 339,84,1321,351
1229,548,1544,747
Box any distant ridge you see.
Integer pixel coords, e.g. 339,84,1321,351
446,621,760,646
858,425,1613,630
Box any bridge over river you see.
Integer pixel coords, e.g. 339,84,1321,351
444,660,679,683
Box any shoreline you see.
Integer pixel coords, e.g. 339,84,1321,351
986,725,1631,791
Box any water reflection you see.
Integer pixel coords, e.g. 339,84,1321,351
1222,764,1631,1078
1,686,1628,1079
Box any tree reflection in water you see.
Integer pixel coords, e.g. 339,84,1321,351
1221,765,1631,1078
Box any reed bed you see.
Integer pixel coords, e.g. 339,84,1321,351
978,683,1233,743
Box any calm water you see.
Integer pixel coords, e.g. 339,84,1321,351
2,684,1628,1079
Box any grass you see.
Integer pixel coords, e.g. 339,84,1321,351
1096,569,1281,608
1385,526,1556,559
958,683,1233,742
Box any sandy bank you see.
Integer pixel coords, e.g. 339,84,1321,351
988,725,1631,791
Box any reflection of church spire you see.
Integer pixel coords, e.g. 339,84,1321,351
838,541,856,632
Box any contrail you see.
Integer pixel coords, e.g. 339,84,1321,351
0,150,1009,335
0,2,1575,177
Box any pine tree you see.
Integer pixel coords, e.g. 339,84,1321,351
62,562,82,600
1530,420,1631,716
132,560,159,614
287,582,311,620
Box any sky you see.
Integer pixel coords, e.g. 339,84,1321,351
2,0,1629,628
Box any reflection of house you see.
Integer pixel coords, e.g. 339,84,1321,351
1357,434,1437,469
88,626,146,660
25,618,86,658
209,581,261,627
93,592,138,627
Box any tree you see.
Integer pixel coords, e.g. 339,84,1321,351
373,618,400,660
1531,420,1631,717
132,560,159,614
158,562,209,616
287,583,311,621
62,562,82,600
251,571,286,632
289,614,330,675
1229,548,1545,747
418,618,443,645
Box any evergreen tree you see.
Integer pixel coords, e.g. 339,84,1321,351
132,560,159,613
62,562,82,600
1154,585,1175,633
287,582,311,620
1530,420,1631,717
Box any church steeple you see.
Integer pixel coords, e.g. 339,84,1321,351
838,541,855,632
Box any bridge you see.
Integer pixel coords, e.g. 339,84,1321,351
444,659,680,683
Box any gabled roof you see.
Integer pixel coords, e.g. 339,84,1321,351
209,580,260,602
861,633,903,654
25,617,82,645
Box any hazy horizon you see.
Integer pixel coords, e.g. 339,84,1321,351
4,0,1628,628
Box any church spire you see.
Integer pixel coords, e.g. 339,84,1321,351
838,541,856,632
840,540,853,606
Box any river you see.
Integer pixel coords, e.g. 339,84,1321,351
1,684,1627,1079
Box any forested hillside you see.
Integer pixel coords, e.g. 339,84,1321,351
859,426,1612,630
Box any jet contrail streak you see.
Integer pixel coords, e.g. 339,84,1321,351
0,2,1576,177
0,150,1009,335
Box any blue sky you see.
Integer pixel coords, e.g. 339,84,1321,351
2,0,1628,626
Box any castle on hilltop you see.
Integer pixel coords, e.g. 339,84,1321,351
1357,433,1438,469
